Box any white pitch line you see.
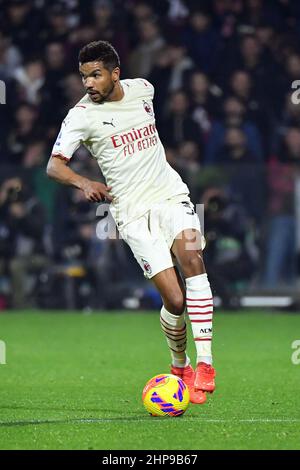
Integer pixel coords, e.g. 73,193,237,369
80,418,300,423
198,419,300,423
1,417,300,426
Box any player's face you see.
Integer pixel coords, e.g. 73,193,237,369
79,61,119,103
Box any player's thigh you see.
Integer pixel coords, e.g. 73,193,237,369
120,216,185,314
172,228,206,278
119,215,174,279
159,201,206,278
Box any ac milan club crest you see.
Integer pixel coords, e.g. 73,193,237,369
143,100,153,116
141,258,152,275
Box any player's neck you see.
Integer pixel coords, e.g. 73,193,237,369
106,81,124,102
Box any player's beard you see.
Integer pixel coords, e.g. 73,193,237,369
92,81,115,103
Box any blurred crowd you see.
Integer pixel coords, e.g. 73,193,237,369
1,0,300,309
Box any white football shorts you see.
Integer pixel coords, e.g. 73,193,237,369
118,198,205,279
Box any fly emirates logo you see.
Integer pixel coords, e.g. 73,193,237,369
110,122,158,157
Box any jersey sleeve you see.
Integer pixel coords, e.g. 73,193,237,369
51,106,88,161
137,78,155,100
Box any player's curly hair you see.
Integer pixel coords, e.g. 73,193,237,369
78,40,120,71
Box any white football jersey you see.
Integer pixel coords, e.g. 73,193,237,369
51,78,190,227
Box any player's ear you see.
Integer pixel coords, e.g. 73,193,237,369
112,67,120,83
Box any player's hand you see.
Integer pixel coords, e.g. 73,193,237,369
81,180,113,202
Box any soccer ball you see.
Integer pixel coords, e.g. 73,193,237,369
142,374,190,417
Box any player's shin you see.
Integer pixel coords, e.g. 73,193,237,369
185,273,213,365
160,306,190,368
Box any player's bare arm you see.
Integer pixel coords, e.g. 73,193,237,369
46,156,113,202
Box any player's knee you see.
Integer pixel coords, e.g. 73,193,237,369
181,254,204,277
164,293,185,316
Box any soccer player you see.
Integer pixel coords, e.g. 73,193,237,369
47,41,216,404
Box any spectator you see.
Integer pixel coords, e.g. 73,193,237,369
166,140,202,188
128,19,165,78
1,0,43,59
176,140,202,198
181,8,219,74
167,42,194,92
92,0,130,70
215,33,279,106
148,47,173,124
149,42,194,123
189,71,223,138
205,96,263,164
273,92,300,154
202,187,257,308
263,128,300,288
7,103,41,165
39,42,70,127
13,59,45,105
160,90,203,148
43,3,72,44
0,177,47,308
63,73,85,109
240,0,281,29
238,33,280,105
229,69,272,152
218,126,253,163
23,140,47,169
276,54,300,116
0,32,22,80
219,126,265,221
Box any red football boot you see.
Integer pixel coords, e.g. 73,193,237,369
195,362,216,393
171,364,207,404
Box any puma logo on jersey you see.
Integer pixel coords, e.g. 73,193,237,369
103,118,115,127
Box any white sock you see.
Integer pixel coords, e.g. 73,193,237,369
186,273,213,365
160,306,190,368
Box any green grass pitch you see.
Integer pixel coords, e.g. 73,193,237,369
0,310,300,450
